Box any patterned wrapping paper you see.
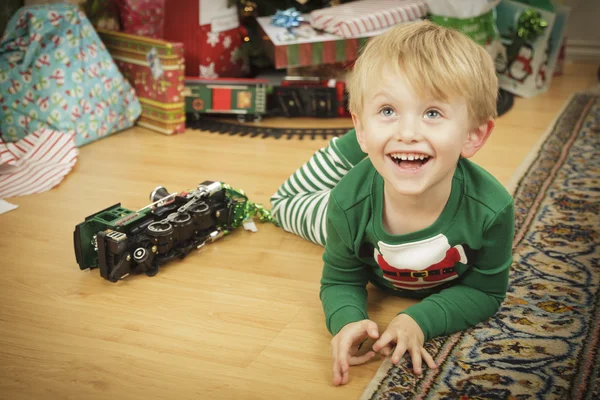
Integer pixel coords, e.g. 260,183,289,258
98,29,186,135
115,0,165,38
0,3,140,147
163,0,246,79
310,0,428,38
24,0,121,30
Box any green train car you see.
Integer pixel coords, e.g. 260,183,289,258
184,77,269,122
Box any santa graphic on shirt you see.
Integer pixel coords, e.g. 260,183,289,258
374,234,468,291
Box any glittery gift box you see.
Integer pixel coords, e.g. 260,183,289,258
99,29,186,135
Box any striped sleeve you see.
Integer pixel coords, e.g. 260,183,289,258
270,131,364,247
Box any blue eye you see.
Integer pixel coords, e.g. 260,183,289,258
425,109,441,119
380,107,395,117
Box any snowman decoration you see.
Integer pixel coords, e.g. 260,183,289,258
536,44,550,89
492,40,509,75
508,43,534,83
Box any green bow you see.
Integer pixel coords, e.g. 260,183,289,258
223,184,280,231
506,8,548,68
516,9,548,41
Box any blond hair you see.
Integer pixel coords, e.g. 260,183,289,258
347,20,498,128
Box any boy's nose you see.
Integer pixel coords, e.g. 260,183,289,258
394,119,421,142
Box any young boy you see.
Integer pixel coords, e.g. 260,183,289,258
270,21,514,386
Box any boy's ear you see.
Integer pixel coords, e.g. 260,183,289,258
352,113,369,153
461,119,495,158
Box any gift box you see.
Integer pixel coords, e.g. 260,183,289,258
257,14,388,70
494,0,569,98
163,0,246,78
428,0,501,54
310,0,428,38
115,0,165,38
98,29,185,135
0,3,140,147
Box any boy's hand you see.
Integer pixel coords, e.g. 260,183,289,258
372,314,437,376
330,319,379,386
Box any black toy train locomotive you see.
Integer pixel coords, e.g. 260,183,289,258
74,181,244,282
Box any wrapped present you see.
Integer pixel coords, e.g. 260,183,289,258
494,0,570,98
163,0,247,78
98,29,186,135
0,3,140,147
310,0,428,38
0,127,78,199
114,0,165,39
427,0,501,55
427,0,508,77
24,0,121,30
257,14,385,70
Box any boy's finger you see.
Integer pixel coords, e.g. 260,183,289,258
331,341,343,386
391,342,407,365
372,331,393,352
341,369,350,385
380,345,392,357
421,347,437,369
336,339,351,380
334,344,351,385
363,320,379,339
338,346,350,386
349,350,376,366
332,360,343,386
409,346,423,375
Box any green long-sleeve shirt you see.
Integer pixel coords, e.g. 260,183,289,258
320,157,514,341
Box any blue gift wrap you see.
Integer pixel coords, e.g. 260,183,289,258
0,4,141,146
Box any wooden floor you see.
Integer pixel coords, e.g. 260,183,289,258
0,62,597,400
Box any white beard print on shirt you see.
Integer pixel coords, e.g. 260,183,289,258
374,233,467,290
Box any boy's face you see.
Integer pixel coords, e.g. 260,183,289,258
353,71,490,199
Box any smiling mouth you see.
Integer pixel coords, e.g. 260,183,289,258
389,153,432,171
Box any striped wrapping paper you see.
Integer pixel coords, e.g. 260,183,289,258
0,129,78,199
261,30,373,69
310,0,428,38
257,14,377,70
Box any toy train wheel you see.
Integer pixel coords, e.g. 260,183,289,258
147,221,173,235
172,213,192,224
237,115,247,123
253,114,263,123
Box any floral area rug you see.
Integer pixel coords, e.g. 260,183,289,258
361,93,600,400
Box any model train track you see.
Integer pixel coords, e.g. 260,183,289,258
186,117,354,139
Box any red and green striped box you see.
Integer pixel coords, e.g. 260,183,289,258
257,17,374,70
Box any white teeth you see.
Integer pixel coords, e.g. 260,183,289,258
390,153,430,161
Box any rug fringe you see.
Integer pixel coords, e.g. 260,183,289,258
360,357,394,400
505,85,600,194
